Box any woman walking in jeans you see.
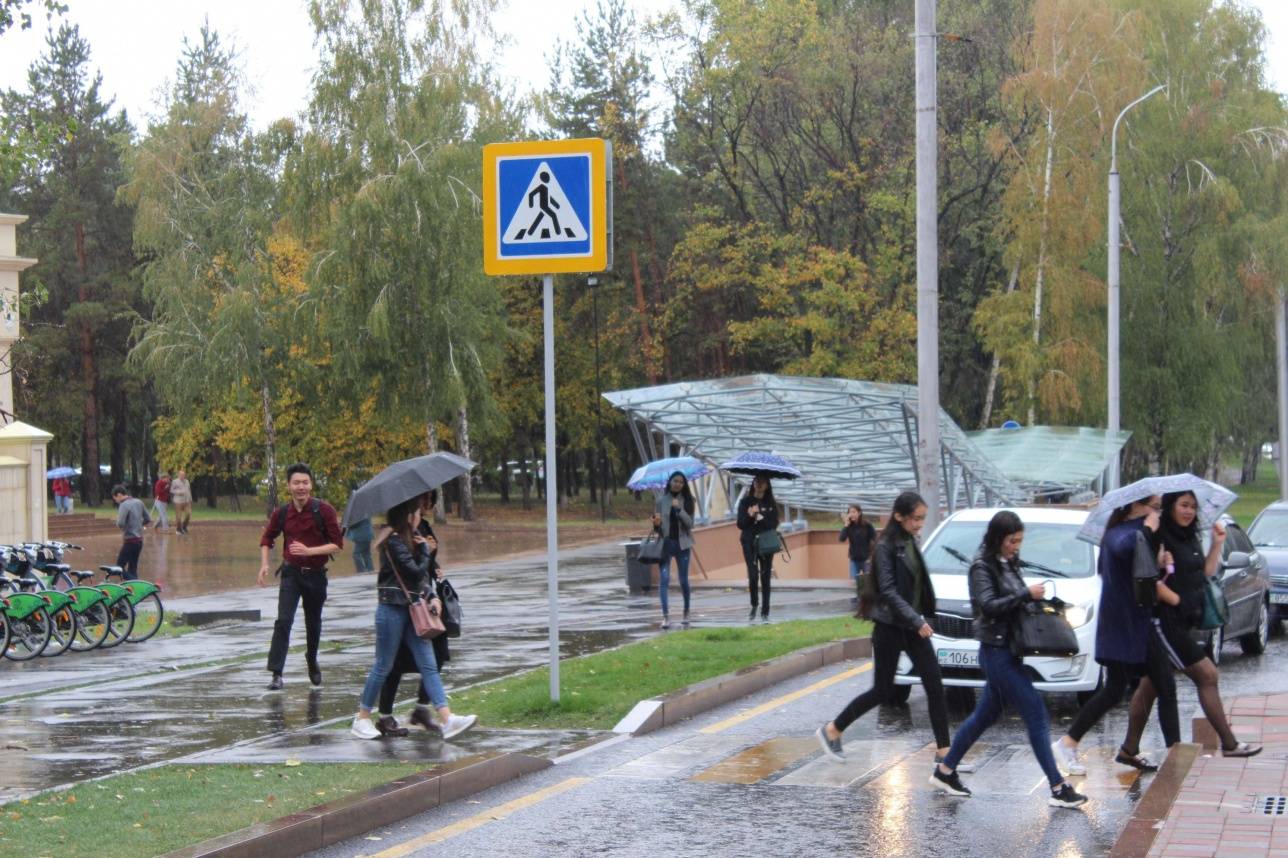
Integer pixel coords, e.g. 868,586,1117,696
815,491,955,767
351,497,476,741
1053,496,1179,774
930,511,1088,808
652,471,695,629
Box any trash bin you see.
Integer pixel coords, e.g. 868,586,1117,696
623,540,654,594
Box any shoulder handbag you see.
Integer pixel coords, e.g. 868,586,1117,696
1131,531,1160,609
383,544,445,640
1196,575,1229,630
637,533,664,564
754,528,784,557
436,577,463,638
1011,597,1079,657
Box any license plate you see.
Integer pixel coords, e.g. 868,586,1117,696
937,648,979,668
1271,593,1288,604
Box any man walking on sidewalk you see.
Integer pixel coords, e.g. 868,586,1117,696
151,471,171,532
258,463,343,691
111,484,149,580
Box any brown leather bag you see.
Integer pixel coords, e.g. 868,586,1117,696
384,543,445,640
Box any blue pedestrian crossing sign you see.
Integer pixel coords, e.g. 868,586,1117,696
483,138,612,275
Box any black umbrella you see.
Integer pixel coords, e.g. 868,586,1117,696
342,452,476,528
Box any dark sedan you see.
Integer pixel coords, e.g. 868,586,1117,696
1194,515,1273,665
1248,500,1288,631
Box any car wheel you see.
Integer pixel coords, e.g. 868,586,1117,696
1205,626,1223,666
1239,599,1269,656
888,683,912,704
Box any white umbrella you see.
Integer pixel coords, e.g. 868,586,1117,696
1077,473,1236,545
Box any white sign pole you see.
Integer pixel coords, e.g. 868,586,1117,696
543,272,560,702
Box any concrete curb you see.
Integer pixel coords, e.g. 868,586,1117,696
161,752,550,858
612,636,872,735
1107,742,1201,857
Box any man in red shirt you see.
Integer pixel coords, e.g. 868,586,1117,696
151,472,172,532
258,462,343,690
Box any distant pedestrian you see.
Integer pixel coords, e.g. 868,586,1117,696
348,516,375,574
257,463,343,691
52,476,73,514
1053,496,1179,775
1148,491,1261,757
351,495,476,742
151,471,171,532
839,503,876,613
651,471,695,629
737,475,780,622
111,484,149,581
815,491,954,767
929,510,1088,808
374,490,448,737
170,470,193,534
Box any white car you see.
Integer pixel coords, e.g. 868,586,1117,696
892,507,1102,702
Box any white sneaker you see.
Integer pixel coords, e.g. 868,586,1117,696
1052,740,1086,775
351,716,381,740
441,713,478,740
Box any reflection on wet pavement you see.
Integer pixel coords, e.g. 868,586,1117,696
0,540,852,803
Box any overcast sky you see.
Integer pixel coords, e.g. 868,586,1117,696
0,0,1285,132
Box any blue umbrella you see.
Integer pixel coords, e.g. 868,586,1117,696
718,451,803,480
626,456,711,492
1077,473,1237,545
46,466,77,479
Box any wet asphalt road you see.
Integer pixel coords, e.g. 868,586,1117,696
311,628,1288,858
0,541,851,802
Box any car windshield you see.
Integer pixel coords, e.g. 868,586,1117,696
1249,512,1288,548
922,521,1095,578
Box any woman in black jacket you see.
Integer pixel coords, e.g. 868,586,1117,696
1148,491,1260,757
374,490,451,737
930,510,1088,808
839,503,876,612
737,475,780,621
351,497,476,742
815,491,953,765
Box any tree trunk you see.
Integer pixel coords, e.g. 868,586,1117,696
260,379,279,513
519,434,532,511
1028,108,1056,426
1241,441,1261,485
455,405,475,521
109,395,127,486
980,262,1020,428
426,420,447,522
499,448,511,503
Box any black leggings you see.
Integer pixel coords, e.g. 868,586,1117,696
832,620,951,748
743,542,773,616
1067,627,1179,748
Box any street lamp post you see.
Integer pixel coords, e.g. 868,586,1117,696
589,276,607,523
1107,83,1167,490
914,0,941,528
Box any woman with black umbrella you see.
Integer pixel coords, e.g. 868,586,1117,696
351,496,476,741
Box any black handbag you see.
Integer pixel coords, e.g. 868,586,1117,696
1132,531,1160,609
436,578,463,638
1011,597,1080,657
637,534,664,564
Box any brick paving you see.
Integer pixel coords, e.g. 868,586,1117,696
1145,693,1288,858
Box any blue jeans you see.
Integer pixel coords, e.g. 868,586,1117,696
360,602,448,711
943,643,1063,787
659,538,691,616
351,540,374,573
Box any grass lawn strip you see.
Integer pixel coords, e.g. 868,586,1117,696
0,762,427,858
447,615,870,731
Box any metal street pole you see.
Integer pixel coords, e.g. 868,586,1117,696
590,276,607,523
1277,289,1288,500
915,0,941,529
1107,83,1166,491
542,273,560,701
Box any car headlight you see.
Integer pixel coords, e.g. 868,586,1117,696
1064,603,1093,629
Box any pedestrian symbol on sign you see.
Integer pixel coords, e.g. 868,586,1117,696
503,162,588,243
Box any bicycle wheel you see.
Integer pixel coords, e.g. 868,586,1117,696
99,596,134,648
0,613,9,656
42,605,76,657
126,592,163,642
6,608,51,660
69,600,110,651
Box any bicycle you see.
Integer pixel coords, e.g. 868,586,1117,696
0,547,75,657
16,541,139,648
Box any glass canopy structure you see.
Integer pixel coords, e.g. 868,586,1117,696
966,425,1132,500
603,374,1026,517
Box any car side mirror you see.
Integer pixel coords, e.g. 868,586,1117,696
1224,551,1251,571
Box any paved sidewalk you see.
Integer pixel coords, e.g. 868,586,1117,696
1141,693,1288,858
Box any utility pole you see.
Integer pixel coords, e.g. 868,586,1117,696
590,276,607,522
914,0,941,528
1107,84,1167,490
1277,289,1288,500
